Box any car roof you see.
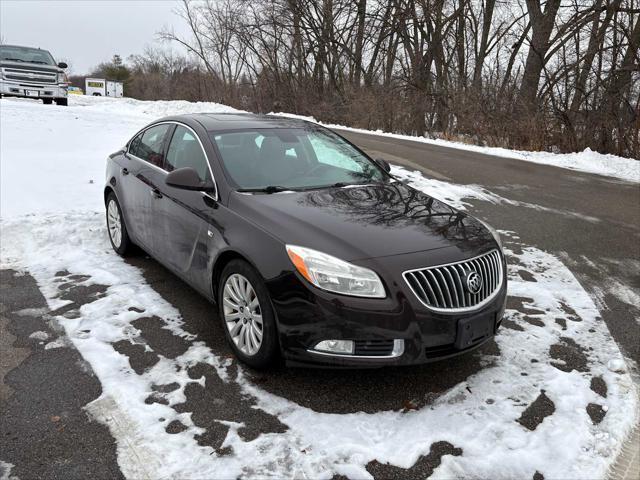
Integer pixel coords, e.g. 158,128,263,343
158,113,318,132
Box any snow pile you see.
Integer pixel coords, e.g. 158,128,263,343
272,112,640,183
0,97,240,218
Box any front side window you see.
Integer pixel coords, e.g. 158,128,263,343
166,126,210,181
0,45,56,65
210,127,386,190
129,124,171,168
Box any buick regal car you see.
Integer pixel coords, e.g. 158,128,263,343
104,113,506,368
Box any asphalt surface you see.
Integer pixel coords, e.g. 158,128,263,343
1,132,638,478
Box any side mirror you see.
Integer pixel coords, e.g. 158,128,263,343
375,157,391,173
165,167,215,193
58,62,68,69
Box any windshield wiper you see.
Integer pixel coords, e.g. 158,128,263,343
3,58,26,62
237,186,291,194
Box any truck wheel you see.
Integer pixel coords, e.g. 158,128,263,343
55,98,68,106
43,98,53,104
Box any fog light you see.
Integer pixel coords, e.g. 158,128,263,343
314,339,354,355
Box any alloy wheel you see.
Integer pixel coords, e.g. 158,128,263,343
107,199,122,248
223,273,263,356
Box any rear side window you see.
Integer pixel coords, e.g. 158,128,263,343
166,126,210,181
129,124,171,168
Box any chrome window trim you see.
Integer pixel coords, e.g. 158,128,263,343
126,120,219,201
306,339,404,359
403,249,504,314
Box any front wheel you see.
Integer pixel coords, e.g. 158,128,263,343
106,192,132,256
43,98,53,105
218,260,279,368
55,98,68,106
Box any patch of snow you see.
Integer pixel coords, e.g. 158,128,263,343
273,111,640,183
44,337,67,350
28,331,49,341
0,461,18,480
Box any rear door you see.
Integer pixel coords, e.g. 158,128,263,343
157,124,217,292
125,123,173,254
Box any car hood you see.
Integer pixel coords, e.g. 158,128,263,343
230,182,496,261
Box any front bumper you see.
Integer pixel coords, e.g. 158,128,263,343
267,247,508,368
0,79,67,98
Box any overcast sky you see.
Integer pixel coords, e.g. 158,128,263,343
0,0,190,74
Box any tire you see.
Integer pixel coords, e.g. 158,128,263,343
55,98,68,106
105,192,133,256
218,260,279,368
43,98,53,104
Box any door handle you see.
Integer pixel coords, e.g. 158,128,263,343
150,188,163,199
121,168,129,176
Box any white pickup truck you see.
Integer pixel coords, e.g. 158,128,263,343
0,44,69,106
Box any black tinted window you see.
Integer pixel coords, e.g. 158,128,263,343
166,126,210,181
129,124,170,168
210,128,385,190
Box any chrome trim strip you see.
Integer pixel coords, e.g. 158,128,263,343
307,339,404,359
126,120,219,201
403,249,504,314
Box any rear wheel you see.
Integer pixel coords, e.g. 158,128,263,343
106,192,132,256
218,260,279,368
55,98,68,106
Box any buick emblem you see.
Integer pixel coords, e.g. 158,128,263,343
465,271,483,294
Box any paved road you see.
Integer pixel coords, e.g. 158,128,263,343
338,129,640,364
1,132,638,478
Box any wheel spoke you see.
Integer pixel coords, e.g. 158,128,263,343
228,320,242,337
224,297,240,311
225,283,243,304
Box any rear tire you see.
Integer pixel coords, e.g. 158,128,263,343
55,98,68,106
106,192,132,256
218,260,279,369
43,98,53,105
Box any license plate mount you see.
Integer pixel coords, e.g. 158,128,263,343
455,313,495,350
25,90,39,97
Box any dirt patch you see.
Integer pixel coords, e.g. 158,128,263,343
366,441,462,479
549,337,588,373
516,390,555,431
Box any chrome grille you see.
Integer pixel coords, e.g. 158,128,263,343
403,250,503,312
2,68,57,84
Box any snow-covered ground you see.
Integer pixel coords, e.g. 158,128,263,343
1,96,638,479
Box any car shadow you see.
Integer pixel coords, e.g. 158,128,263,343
128,255,498,414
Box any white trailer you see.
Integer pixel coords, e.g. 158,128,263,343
85,78,123,97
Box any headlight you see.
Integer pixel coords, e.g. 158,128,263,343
286,245,385,298
479,219,502,249
57,72,68,84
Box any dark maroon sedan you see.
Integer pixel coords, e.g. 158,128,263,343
104,113,506,368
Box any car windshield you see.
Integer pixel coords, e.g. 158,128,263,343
210,127,387,191
0,45,56,65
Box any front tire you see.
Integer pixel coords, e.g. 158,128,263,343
218,260,279,368
55,98,68,106
106,192,132,256
43,98,53,105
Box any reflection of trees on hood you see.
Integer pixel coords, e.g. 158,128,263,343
299,182,489,249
